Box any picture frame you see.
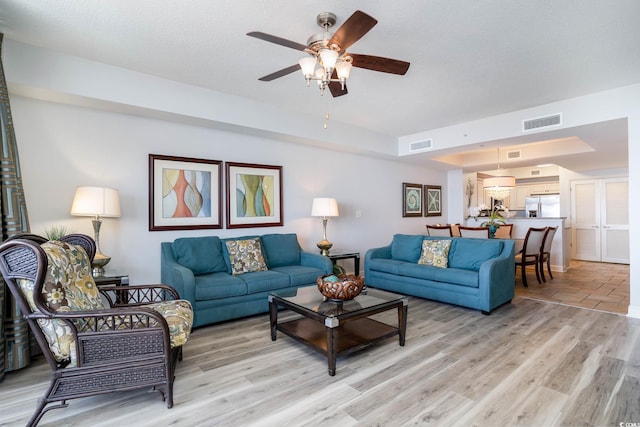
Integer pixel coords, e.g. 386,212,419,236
402,183,423,217
149,154,223,231
226,162,283,228
425,185,442,217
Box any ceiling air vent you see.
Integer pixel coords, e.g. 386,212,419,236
522,113,562,132
530,169,541,176
409,139,433,152
507,150,521,159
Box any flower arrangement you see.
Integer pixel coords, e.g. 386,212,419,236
480,204,509,227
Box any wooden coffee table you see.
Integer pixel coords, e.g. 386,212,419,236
268,286,408,376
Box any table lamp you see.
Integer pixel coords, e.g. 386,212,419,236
70,186,121,277
311,197,339,256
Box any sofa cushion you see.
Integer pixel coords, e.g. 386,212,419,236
261,233,301,268
397,262,438,281
418,239,452,268
239,270,291,293
367,258,405,275
172,236,227,275
432,267,479,288
449,239,504,271
271,265,323,285
391,234,424,263
225,238,268,275
195,272,247,300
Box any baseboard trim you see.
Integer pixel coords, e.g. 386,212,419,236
627,305,640,319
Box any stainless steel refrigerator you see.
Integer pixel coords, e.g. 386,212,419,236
525,194,560,217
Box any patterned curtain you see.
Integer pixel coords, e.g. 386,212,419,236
0,33,32,381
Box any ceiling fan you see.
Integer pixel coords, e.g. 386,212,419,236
247,10,410,97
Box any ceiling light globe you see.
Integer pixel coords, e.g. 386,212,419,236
335,61,352,80
319,49,338,70
298,57,317,78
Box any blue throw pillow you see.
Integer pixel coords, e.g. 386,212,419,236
449,239,504,271
260,233,301,268
172,236,227,275
390,234,424,263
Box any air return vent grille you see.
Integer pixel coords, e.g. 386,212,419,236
507,150,521,159
409,139,433,152
522,113,562,132
530,170,541,176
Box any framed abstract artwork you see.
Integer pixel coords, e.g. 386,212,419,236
425,185,442,217
402,182,423,217
149,154,223,231
226,162,283,228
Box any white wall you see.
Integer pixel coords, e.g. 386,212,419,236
11,96,446,282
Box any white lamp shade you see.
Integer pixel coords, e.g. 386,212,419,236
311,198,339,217
299,57,317,77
483,176,516,189
71,186,121,217
335,60,352,80
319,48,339,70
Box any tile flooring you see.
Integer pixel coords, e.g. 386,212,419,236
515,259,630,314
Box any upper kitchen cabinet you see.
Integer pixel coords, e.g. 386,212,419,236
530,182,560,194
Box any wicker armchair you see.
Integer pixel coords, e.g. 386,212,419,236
0,234,193,426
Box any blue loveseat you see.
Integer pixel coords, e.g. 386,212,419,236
364,234,515,314
161,233,332,327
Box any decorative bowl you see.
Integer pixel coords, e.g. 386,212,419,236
316,273,364,301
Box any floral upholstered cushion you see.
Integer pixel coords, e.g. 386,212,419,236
225,238,268,275
418,239,452,268
145,300,193,348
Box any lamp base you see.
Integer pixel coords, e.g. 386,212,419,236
317,240,333,256
92,253,111,277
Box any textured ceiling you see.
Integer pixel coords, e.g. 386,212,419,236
1,0,638,171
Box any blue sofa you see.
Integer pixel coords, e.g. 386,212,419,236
364,234,515,314
161,233,332,327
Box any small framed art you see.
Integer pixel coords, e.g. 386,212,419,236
425,185,442,217
402,182,423,217
149,154,223,231
226,162,283,228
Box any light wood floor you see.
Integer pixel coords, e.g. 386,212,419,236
0,292,638,426
515,260,630,314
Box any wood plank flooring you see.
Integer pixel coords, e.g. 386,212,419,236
0,294,639,426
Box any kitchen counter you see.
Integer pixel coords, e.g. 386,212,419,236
465,217,569,272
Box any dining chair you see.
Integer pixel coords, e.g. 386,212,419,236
458,226,490,238
450,223,461,237
426,224,453,237
515,227,548,287
493,224,514,239
539,226,558,282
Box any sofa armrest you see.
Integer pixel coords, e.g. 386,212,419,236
365,245,392,263
160,242,196,306
300,251,333,274
478,240,515,310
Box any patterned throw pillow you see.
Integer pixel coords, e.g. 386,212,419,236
225,238,268,275
418,239,452,268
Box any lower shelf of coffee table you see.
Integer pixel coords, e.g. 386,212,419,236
276,316,399,356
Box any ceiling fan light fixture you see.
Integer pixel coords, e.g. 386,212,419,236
319,48,339,71
299,57,317,85
335,60,352,87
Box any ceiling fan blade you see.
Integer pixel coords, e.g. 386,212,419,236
258,64,301,82
328,10,377,53
328,81,348,97
247,31,308,51
349,53,410,75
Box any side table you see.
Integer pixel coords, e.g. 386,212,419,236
94,274,129,304
327,250,360,276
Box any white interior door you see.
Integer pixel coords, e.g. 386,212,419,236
572,180,600,261
571,178,629,264
601,178,629,263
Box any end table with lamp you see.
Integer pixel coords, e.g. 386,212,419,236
70,186,121,277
